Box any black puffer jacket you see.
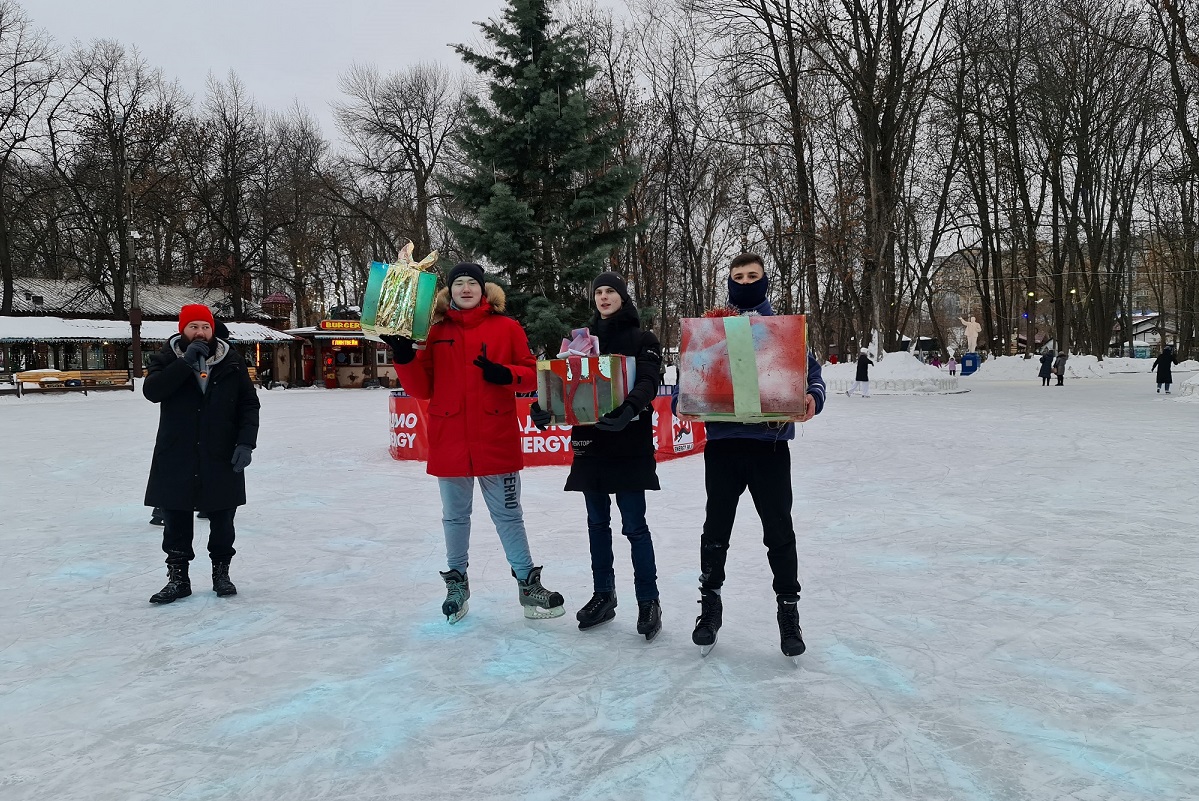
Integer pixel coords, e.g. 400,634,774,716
143,336,261,510
564,306,663,493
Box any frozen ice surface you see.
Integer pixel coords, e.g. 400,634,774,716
1,373,1197,801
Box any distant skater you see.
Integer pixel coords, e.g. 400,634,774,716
1038,349,1055,387
1054,350,1068,386
847,348,873,397
1151,345,1177,393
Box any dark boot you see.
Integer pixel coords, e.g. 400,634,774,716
440,569,470,623
777,598,806,657
692,590,722,652
149,507,164,526
212,561,237,597
576,591,617,630
150,559,191,604
636,599,662,641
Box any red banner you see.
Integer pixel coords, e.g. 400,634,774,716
389,393,703,466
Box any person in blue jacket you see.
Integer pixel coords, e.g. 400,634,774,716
680,252,826,658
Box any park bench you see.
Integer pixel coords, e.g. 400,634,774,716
14,369,134,396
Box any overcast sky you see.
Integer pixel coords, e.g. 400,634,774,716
18,0,515,140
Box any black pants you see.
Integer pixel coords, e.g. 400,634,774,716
1042,376,1050,386
1056,374,1064,386
701,439,801,599
162,508,237,563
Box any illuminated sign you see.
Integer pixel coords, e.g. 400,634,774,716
319,320,361,331
330,339,359,347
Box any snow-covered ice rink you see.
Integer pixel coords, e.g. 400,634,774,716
2,371,1196,801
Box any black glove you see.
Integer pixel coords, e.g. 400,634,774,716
183,339,209,369
473,345,512,385
379,335,416,365
231,444,253,473
529,402,552,431
595,403,637,432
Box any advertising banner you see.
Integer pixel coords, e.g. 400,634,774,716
389,393,704,466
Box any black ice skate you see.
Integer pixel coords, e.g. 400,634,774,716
513,566,565,619
149,507,164,526
636,599,662,641
212,561,237,597
440,569,470,624
692,590,722,656
576,591,617,630
777,598,806,662
149,560,191,604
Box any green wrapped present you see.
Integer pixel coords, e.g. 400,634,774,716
361,243,438,342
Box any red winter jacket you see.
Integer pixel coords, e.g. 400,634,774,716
394,288,536,478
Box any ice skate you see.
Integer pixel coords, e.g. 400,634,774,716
576,591,616,630
440,569,470,624
692,590,722,656
636,599,662,641
212,561,237,597
513,566,565,619
777,598,806,662
149,560,191,604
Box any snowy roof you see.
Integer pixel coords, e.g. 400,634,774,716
9,277,269,320
0,316,296,343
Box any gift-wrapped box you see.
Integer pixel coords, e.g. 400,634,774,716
360,243,438,342
536,355,636,426
677,314,807,422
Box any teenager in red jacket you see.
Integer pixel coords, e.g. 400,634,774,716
383,262,565,624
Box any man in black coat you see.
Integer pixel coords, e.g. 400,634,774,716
532,272,665,639
144,305,260,604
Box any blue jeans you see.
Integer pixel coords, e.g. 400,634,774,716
583,490,659,601
438,474,534,581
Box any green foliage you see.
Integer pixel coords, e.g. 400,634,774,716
444,0,639,333
522,294,572,358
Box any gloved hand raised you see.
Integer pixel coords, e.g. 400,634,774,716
379,335,416,365
183,339,210,369
595,403,636,432
473,344,512,385
529,402,552,431
231,444,253,473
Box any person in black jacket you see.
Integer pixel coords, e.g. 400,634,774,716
533,272,665,640
143,305,261,604
847,347,874,396
1038,348,1055,387
1151,345,1177,393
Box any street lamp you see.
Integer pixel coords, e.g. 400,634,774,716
1025,290,1035,357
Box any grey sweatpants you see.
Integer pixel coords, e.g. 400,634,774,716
438,473,534,581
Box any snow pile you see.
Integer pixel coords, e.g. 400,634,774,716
970,354,1199,381
822,350,958,393
1103,356,1199,373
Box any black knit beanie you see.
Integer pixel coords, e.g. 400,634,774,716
591,272,631,305
447,262,486,288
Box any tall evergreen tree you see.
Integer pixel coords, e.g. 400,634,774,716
446,0,639,352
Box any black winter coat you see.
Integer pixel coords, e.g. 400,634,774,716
1152,349,1176,383
1038,351,1055,379
855,354,874,382
144,336,261,511
564,306,663,493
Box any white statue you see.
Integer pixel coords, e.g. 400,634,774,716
959,315,982,353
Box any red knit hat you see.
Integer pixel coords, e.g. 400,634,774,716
178,304,215,333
